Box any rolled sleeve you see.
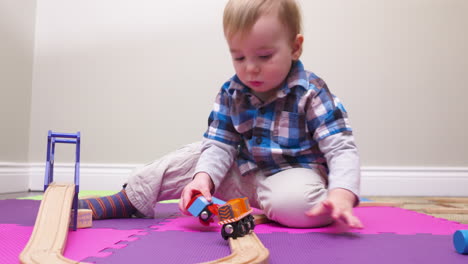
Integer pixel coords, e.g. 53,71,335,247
318,132,361,204
194,139,237,191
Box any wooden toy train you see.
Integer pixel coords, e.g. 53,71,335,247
186,193,255,240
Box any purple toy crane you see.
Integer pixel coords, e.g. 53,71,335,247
44,130,81,231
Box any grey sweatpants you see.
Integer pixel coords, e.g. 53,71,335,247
126,142,332,228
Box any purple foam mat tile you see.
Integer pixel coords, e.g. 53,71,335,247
0,199,180,230
81,230,467,264
66,229,151,261
0,199,39,226
82,230,230,264
149,205,468,236
149,203,184,230
91,218,164,230
154,203,182,219
259,232,466,264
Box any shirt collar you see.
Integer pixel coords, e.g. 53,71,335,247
227,60,309,96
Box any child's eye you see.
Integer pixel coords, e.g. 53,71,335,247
259,54,272,60
234,56,245,61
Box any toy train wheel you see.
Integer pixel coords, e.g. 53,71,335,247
199,209,213,221
198,209,213,226
249,215,255,230
221,221,246,240
221,224,233,240
240,215,254,232
245,214,255,231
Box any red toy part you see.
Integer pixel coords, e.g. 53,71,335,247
198,203,220,226
186,192,203,211
199,217,214,226
207,204,219,216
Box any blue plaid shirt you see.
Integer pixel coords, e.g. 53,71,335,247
204,60,352,176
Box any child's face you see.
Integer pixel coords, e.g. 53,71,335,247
226,13,303,101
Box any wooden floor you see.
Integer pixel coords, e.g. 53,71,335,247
366,196,468,224
2,192,468,224
0,191,43,200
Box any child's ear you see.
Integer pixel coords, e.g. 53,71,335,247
292,34,304,60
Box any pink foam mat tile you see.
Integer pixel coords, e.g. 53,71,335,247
0,223,148,264
150,206,468,236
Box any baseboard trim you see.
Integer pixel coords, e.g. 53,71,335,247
361,166,468,196
27,163,140,192
1,162,468,196
0,163,30,193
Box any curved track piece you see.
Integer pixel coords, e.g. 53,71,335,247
202,232,269,264
19,182,87,264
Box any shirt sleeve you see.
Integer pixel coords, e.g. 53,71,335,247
204,89,241,147
194,138,238,191
306,79,352,141
318,131,361,205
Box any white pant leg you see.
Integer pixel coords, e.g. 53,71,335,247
125,142,203,217
213,165,260,209
126,142,331,228
256,168,333,228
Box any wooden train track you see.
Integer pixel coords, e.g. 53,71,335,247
202,232,269,264
19,182,87,264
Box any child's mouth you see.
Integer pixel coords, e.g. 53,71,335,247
249,81,263,87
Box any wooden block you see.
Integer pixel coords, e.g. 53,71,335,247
253,214,272,225
70,209,93,228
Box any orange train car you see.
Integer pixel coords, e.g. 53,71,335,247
186,194,255,240
218,197,255,240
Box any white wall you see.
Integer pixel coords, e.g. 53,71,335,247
27,0,468,166
300,0,468,167
1,0,468,194
0,0,36,161
0,0,36,193
28,0,231,164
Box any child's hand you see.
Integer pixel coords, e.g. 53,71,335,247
306,188,363,229
178,172,214,215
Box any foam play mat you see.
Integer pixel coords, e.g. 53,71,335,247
1,198,467,263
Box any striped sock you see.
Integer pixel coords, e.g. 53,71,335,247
78,190,136,220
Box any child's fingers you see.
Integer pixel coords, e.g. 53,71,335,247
178,194,188,214
305,200,333,217
307,199,363,229
337,211,364,229
179,188,195,215
322,200,334,209
200,188,212,202
305,203,322,216
346,213,364,229
178,197,189,215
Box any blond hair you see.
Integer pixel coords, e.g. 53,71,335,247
223,0,302,41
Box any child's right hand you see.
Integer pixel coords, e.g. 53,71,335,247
178,172,214,215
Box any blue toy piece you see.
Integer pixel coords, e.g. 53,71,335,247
187,196,212,217
187,195,225,217
454,230,468,254
44,130,81,231
212,197,226,205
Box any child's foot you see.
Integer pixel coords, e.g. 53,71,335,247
78,189,137,220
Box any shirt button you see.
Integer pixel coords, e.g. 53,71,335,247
256,137,262,144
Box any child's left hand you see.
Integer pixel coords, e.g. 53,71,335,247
306,188,364,229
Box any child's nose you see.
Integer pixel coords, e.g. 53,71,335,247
246,61,260,74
